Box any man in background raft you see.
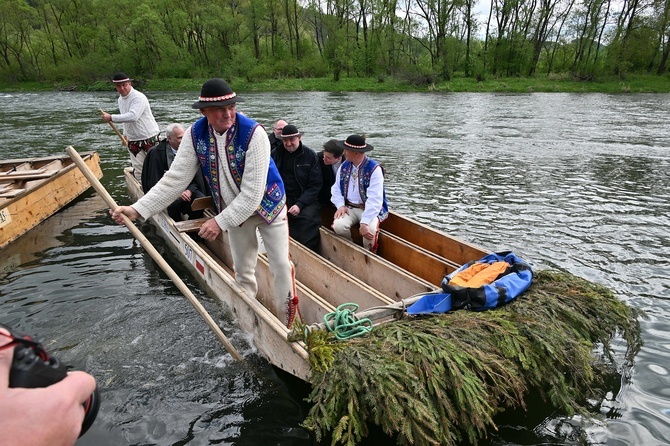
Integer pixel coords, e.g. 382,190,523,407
101,72,160,181
268,119,288,152
331,135,388,252
111,78,297,326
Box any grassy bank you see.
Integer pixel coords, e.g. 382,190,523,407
1,74,669,93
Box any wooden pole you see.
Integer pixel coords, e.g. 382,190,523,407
99,108,128,146
66,146,243,361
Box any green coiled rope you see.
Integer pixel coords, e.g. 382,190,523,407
323,303,373,340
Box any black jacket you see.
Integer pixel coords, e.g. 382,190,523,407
268,132,283,152
142,139,208,195
271,142,322,210
317,151,338,206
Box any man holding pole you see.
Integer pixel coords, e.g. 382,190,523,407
100,72,160,180
110,78,298,326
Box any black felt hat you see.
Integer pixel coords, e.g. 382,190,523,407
112,72,133,83
280,125,301,138
336,134,373,152
191,78,244,109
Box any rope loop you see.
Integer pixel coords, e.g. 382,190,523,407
323,303,373,340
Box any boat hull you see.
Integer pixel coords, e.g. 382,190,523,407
124,168,488,382
0,152,103,250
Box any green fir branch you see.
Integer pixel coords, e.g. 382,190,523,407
302,269,643,446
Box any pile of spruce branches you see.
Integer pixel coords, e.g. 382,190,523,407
300,269,642,446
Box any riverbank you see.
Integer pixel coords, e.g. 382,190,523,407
1,73,669,93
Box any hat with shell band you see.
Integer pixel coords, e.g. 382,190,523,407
112,72,133,83
280,124,301,138
335,134,373,152
191,78,244,109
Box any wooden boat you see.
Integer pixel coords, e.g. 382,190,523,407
0,152,103,250
123,168,488,382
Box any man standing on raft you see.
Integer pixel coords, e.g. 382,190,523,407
111,78,297,326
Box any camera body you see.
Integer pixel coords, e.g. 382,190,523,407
10,342,69,387
5,327,100,437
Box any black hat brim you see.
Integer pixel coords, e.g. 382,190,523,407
191,97,244,109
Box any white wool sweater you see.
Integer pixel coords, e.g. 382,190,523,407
133,123,271,231
111,87,160,141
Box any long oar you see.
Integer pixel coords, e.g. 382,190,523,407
99,108,128,146
66,146,243,361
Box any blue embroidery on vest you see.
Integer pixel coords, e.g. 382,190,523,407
192,113,285,223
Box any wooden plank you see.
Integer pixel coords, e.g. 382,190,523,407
0,189,26,198
0,172,55,182
376,230,459,286
289,237,396,311
318,228,437,301
381,212,489,265
0,162,31,174
322,206,488,267
0,153,76,167
0,167,46,176
174,218,207,233
191,196,214,211
177,216,424,308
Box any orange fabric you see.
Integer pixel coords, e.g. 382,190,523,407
449,261,511,288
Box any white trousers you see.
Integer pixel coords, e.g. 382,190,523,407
227,208,294,324
332,207,380,251
129,149,146,181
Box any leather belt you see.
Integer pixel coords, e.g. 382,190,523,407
345,200,365,209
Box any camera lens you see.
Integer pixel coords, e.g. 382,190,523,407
81,384,101,436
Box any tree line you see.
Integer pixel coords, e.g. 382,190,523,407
1,0,668,85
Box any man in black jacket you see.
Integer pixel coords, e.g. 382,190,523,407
141,123,209,221
317,139,343,208
271,125,322,251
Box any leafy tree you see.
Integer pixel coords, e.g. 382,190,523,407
0,0,40,80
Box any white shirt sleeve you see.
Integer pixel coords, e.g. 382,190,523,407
360,166,384,225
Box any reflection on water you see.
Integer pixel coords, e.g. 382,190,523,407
0,91,669,445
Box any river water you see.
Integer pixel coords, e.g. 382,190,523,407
0,90,668,445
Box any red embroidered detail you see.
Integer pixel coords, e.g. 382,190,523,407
285,259,301,328
369,224,381,254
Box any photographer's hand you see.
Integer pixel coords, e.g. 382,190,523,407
0,328,97,446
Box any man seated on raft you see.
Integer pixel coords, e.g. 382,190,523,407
330,134,388,252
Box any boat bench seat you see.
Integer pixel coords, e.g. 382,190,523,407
0,188,26,198
0,170,54,182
